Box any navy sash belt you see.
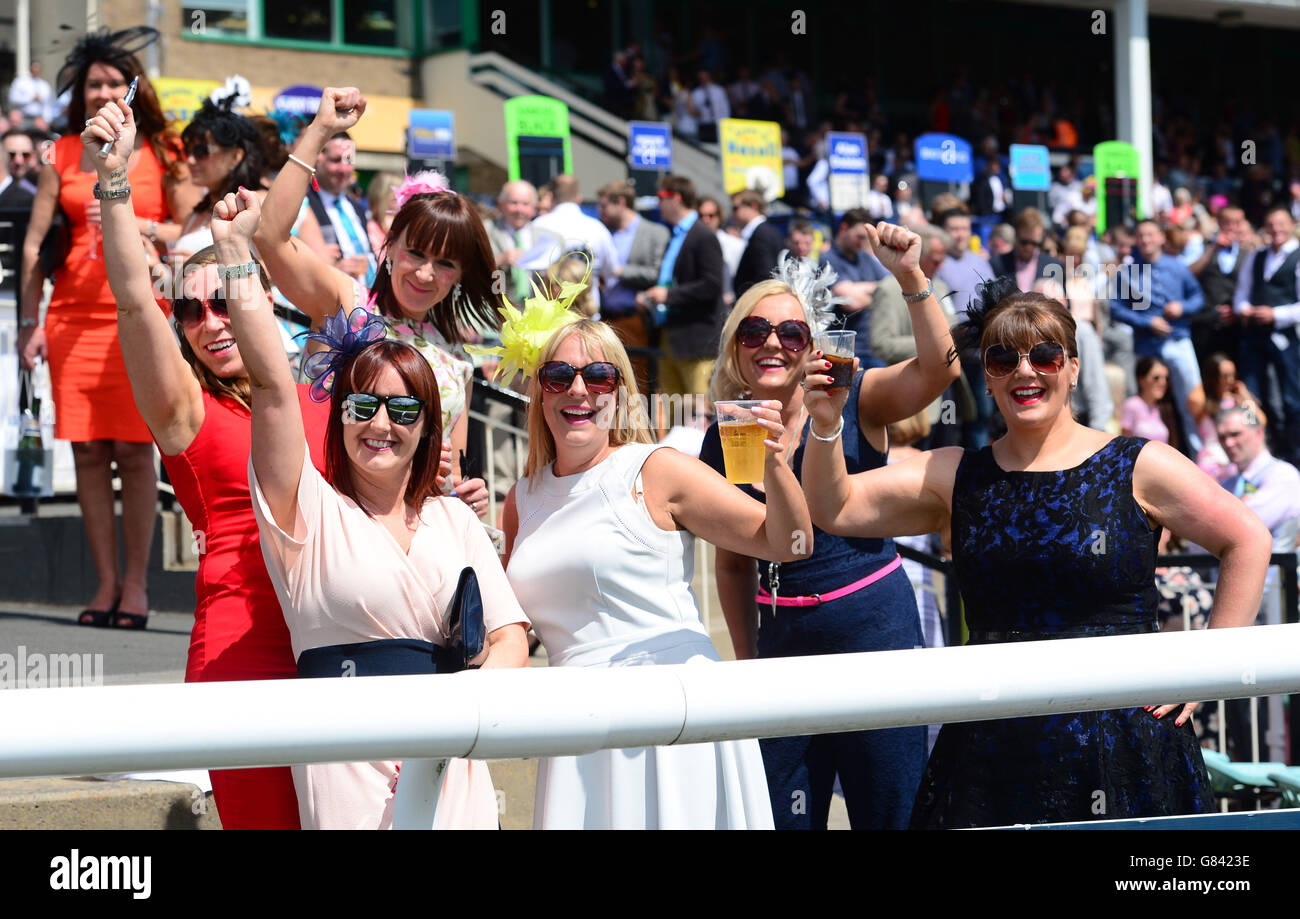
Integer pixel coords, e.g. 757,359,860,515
297,638,453,678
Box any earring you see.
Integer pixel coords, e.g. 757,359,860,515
385,256,392,273
1069,382,1078,390
452,282,462,301
985,388,992,396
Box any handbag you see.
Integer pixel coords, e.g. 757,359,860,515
434,566,487,673
38,206,70,279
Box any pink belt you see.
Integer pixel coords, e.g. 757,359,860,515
755,555,903,608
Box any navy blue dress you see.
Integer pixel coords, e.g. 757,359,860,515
701,370,926,830
910,436,1216,828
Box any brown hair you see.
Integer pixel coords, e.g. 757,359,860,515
658,174,698,209
62,49,183,181
172,245,273,412
733,188,767,214
325,341,444,514
597,181,636,207
980,291,1079,359
369,192,503,344
1014,208,1046,235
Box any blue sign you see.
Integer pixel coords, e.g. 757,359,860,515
628,121,672,170
408,109,455,160
826,131,869,212
1009,144,1051,191
273,84,323,117
914,133,973,183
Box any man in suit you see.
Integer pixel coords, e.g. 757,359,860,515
990,208,1064,290
598,180,669,395
485,179,538,306
307,130,377,287
0,128,37,207
971,155,1010,217
528,174,620,310
640,175,725,400
731,188,785,298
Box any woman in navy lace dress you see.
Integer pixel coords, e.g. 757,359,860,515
801,281,1272,828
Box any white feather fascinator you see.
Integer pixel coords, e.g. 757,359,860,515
774,250,848,336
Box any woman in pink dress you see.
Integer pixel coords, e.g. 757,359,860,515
1120,356,1172,445
216,187,530,829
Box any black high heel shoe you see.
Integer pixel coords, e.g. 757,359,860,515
78,592,120,628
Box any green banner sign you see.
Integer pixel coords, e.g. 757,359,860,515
1093,140,1143,234
503,96,573,184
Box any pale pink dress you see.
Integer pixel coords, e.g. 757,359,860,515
250,449,529,829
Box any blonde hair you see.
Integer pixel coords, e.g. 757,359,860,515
709,279,809,404
887,410,931,447
524,319,654,483
545,254,598,317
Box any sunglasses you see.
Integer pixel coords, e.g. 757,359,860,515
1017,237,1044,247
538,361,620,394
343,393,426,425
185,143,217,160
983,341,1067,379
656,190,679,200
735,316,811,353
174,296,229,328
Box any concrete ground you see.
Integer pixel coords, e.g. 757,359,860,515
0,558,851,829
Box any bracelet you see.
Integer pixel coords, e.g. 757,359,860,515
19,317,38,329
146,219,158,241
903,277,934,303
810,417,844,442
220,260,260,279
93,181,130,200
286,154,316,176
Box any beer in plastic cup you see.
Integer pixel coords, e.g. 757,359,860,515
715,400,767,485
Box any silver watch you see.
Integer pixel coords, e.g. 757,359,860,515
903,278,934,303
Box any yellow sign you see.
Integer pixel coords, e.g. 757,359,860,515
155,78,413,155
719,119,784,198
154,78,220,129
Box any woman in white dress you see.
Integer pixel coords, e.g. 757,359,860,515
501,317,812,829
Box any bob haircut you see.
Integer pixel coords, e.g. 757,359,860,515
709,278,808,404
173,245,273,412
979,291,1079,361
369,192,503,346
525,319,653,483
326,340,444,514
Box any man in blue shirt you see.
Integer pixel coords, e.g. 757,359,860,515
820,208,889,367
1111,219,1206,451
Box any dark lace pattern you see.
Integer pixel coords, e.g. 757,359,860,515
910,436,1216,828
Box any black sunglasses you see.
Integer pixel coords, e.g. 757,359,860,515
343,393,426,425
983,341,1067,379
538,361,620,394
174,296,229,328
185,142,216,160
736,316,811,353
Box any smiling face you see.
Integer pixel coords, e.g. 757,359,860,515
387,228,461,322
316,137,356,196
83,62,129,114
737,293,809,397
1138,361,1169,403
185,131,244,191
179,264,247,379
986,341,1077,428
341,363,427,480
1135,222,1164,261
541,334,619,468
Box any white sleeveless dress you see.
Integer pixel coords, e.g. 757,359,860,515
508,443,773,829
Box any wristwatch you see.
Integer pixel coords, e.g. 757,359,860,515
93,182,130,200
903,277,934,303
220,260,260,279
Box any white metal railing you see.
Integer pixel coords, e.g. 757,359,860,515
1,624,1298,828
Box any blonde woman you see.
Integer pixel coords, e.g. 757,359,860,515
501,316,811,828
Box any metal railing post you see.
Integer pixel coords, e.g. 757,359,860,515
391,757,449,829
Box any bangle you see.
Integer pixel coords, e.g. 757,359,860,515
903,277,934,303
286,154,316,177
810,417,844,442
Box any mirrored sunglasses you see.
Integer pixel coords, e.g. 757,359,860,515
983,341,1067,379
174,296,230,328
343,393,426,425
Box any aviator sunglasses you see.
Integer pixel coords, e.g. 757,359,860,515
174,296,230,329
343,393,426,425
735,316,811,353
983,341,1067,379
538,361,620,394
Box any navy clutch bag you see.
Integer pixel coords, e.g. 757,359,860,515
297,567,486,677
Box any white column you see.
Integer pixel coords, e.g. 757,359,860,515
16,0,30,77
1114,0,1154,217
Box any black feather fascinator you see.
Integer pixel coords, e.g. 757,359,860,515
951,274,1020,356
56,27,160,96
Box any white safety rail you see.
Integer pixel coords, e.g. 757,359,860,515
2,624,1298,828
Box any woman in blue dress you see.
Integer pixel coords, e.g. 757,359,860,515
800,278,1272,828
701,223,961,829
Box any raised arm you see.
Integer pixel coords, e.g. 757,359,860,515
252,86,366,324
643,403,813,562
216,189,306,532
801,366,960,538
84,99,204,455
857,223,961,428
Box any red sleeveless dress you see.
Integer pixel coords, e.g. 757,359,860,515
160,385,329,829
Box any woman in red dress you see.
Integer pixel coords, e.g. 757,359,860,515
86,95,327,828
18,28,202,627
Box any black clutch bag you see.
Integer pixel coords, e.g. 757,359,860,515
433,566,487,673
